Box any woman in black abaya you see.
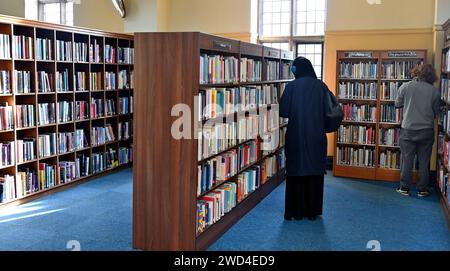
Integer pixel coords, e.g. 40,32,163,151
280,57,329,221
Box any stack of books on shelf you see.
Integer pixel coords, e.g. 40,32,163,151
106,148,119,169
92,152,105,173
336,146,375,168
339,61,378,79
118,97,130,115
118,121,132,140
199,54,239,84
14,70,32,93
105,72,116,90
201,122,237,159
337,125,375,145
118,70,129,89
90,39,101,63
56,69,70,92
240,58,262,82
36,38,52,61
341,104,377,122
281,62,293,80
75,72,86,91
58,161,77,183
198,88,239,120
441,78,449,103
105,44,116,64
0,70,11,94
13,35,33,59
1,175,15,202
56,40,72,61
58,101,73,122
118,47,134,64
379,149,401,169
443,49,450,72
74,42,88,62
91,125,115,146
338,82,377,100
39,163,56,190
37,71,53,93
0,103,13,131
58,132,75,154
380,105,402,123
77,154,90,177
379,128,400,146
75,100,88,120
16,168,38,196
38,103,56,125
264,60,280,81
381,82,401,101
16,104,35,128
16,139,35,163
90,72,102,91
118,147,133,165
381,60,423,79
105,99,116,116
0,141,14,167
0,34,11,59
91,98,103,118
38,133,56,158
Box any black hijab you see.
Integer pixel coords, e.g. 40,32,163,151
292,57,317,79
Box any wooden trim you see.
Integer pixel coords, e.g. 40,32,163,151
0,14,132,40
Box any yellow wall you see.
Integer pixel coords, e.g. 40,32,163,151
73,0,124,33
0,0,25,18
124,0,157,33
169,0,252,41
326,0,435,31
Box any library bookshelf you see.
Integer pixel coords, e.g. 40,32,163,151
133,32,293,251
333,50,426,182
437,18,450,228
0,15,134,207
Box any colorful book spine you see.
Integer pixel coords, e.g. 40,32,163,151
199,54,239,84
382,60,423,79
14,70,32,93
13,35,33,60
339,82,377,100
90,72,102,91
339,61,378,79
0,70,11,94
36,38,52,61
38,133,56,158
38,103,56,125
37,71,53,93
56,69,70,92
0,34,11,59
58,101,73,122
337,125,375,145
0,103,13,131
15,104,35,128
336,147,375,167
56,40,72,61
74,42,88,62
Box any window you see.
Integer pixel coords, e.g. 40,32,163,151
258,0,325,80
25,0,74,26
262,42,290,51
297,43,323,79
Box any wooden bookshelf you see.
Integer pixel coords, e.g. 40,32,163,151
437,19,450,228
133,33,293,251
0,15,134,207
334,50,427,182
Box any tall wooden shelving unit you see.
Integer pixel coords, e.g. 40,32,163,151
0,15,134,207
133,33,293,251
437,19,450,228
333,50,426,182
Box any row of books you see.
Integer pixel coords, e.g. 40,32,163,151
91,125,116,146
56,40,73,62
105,99,116,116
17,139,35,163
0,147,133,203
379,128,400,146
197,140,258,196
91,98,103,118
0,141,14,166
0,34,10,59
36,38,52,61
237,116,259,143
380,105,402,123
0,70,11,94
381,61,422,79
261,150,285,185
379,150,401,169
74,42,89,63
441,79,450,103
281,62,293,80
339,61,378,79
265,60,280,81
199,54,239,84
38,103,56,125
118,121,132,140
118,97,133,114
261,129,281,153
75,100,89,120
14,70,32,93
57,69,70,92
443,50,450,72
75,72,87,91
338,82,378,100
58,130,88,154
13,35,33,60
58,101,74,122
118,70,132,89
105,72,116,90
240,58,262,82
201,122,237,159
38,71,53,93
16,104,35,128
342,104,377,122
337,125,376,145
38,133,56,158
199,86,278,120
381,82,402,101
90,39,102,63
118,47,135,64
0,103,13,130
90,72,102,91
196,153,285,234
105,44,116,64
336,146,375,167
437,168,449,199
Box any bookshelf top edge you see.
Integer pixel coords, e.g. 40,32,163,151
0,14,133,40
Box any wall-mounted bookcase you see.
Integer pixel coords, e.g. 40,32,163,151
0,15,134,207
133,33,293,251
334,50,426,182
437,18,450,229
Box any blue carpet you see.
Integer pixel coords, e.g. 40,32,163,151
0,169,448,251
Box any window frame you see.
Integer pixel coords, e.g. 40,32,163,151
257,0,325,52
37,0,73,26
296,41,324,79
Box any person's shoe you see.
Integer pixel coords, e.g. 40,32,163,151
397,186,410,196
417,189,431,198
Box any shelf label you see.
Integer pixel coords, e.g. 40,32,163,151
387,51,418,58
213,41,232,51
344,52,372,58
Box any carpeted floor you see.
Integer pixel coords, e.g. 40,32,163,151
0,168,448,251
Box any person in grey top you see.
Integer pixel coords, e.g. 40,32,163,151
395,64,439,197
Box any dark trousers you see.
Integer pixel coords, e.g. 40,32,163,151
399,128,434,191
285,175,324,219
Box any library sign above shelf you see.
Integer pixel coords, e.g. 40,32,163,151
386,51,419,58
344,52,373,58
